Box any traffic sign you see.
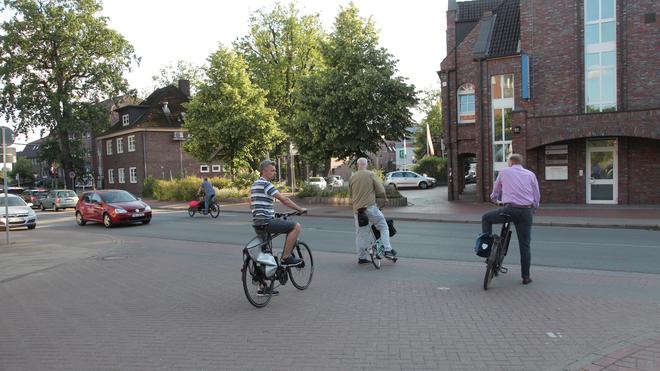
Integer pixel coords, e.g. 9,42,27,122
0,126,14,145
68,170,76,179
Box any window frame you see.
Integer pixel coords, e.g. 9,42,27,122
106,140,113,155
584,0,617,113
118,168,125,184
457,84,476,124
127,135,136,152
211,164,222,172
200,165,210,173
122,114,130,126
108,169,115,184
116,137,124,154
129,167,137,183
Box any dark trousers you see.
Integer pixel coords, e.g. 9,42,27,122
482,207,533,278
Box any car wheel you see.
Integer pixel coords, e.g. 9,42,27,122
28,225,36,230
76,212,86,226
103,213,113,228
41,204,46,211
142,219,151,225
419,181,428,189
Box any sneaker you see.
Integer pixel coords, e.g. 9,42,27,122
256,288,279,296
281,255,303,266
358,258,371,264
384,249,397,258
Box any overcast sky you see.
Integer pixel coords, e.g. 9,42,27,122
9,0,448,149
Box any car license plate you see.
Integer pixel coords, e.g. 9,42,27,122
132,212,144,217
9,218,23,223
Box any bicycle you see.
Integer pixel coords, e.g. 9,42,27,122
241,211,313,308
188,196,220,218
366,217,397,269
483,213,513,290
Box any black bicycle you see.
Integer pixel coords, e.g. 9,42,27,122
241,211,313,308
483,213,513,290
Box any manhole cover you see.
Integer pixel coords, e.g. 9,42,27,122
98,255,128,261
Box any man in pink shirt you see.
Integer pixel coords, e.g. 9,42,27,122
482,154,540,285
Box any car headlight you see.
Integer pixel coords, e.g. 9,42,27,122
144,205,151,212
114,208,127,214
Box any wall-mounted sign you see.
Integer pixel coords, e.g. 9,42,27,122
545,144,569,165
545,166,568,180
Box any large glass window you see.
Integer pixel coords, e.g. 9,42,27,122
116,137,124,154
491,75,515,175
457,84,475,123
128,135,136,152
585,0,616,113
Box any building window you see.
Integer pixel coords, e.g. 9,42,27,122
108,169,115,184
200,165,210,173
585,0,616,112
129,167,137,183
122,114,130,126
211,164,222,172
116,137,124,153
491,75,515,175
106,140,112,155
457,84,475,123
128,135,136,152
118,168,125,183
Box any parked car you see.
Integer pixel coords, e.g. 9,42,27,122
0,186,25,195
21,189,49,209
40,189,79,211
327,175,344,187
465,163,477,184
0,194,37,230
306,177,327,190
75,189,152,228
385,171,436,189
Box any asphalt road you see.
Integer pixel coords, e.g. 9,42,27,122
32,207,660,274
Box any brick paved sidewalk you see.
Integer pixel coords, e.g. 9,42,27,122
563,332,660,371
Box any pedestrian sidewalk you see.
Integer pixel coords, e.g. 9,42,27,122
146,197,660,230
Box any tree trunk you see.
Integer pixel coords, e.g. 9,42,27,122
323,157,332,177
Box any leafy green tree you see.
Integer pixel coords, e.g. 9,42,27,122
413,89,443,159
183,47,282,179
295,4,417,174
234,2,326,137
9,157,35,184
149,59,203,95
0,0,138,189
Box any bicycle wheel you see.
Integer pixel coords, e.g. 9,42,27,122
242,251,275,307
483,244,499,290
288,241,314,290
188,208,195,217
369,244,381,269
209,203,220,218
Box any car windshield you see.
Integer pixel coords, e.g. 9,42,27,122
58,191,77,197
309,177,322,182
0,197,27,206
101,191,137,203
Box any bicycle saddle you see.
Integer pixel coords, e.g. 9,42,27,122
498,213,512,220
252,223,269,231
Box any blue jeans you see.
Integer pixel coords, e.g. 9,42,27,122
204,194,215,214
482,207,533,278
354,204,392,259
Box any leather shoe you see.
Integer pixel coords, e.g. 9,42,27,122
522,277,533,285
358,258,371,264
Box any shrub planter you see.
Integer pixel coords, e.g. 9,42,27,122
296,196,407,207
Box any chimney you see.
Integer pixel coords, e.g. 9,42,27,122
178,79,190,97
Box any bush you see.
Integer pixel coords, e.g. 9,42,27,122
217,187,249,199
412,156,447,183
210,176,231,189
152,176,200,201
143,176,156,198
232,170,259,189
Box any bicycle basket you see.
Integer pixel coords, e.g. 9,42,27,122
474,233,493,257
371,218,396,239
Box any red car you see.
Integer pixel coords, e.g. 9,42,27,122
75,190,152,228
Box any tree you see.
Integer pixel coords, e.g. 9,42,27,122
413,89,443,159
0,0,138,189
149,59,203,95
9,157,34,185
183,47,282,179
294,4,417,174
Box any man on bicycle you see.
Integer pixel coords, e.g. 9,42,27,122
198,177,216,215
349,157,396,264
250,160,307,268
482,154,540,285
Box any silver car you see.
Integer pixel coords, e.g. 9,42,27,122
385,171,436,189
0,194,37,230
40,189,79,211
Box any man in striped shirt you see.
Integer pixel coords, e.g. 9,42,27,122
251,160,307,267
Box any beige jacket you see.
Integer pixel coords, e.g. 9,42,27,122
348,170,386,213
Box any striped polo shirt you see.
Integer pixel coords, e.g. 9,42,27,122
250,177,280,223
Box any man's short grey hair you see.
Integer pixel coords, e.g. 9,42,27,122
508,154,523,164
356,157,368,167
259,159,276,172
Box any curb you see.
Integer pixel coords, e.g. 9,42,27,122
151,205,659,230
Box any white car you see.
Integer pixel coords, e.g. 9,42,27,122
307,177,327,190
0,194,37,230
385,171,436,189
328,175,344,187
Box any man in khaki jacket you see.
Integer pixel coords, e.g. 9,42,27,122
348,157,397,264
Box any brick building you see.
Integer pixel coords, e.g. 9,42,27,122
438,0,659,204
95,80,226,195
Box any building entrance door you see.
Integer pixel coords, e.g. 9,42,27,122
586,139,617,204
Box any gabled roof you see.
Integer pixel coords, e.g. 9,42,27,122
454,0,520,59
457,0,504,22
488,0,520,57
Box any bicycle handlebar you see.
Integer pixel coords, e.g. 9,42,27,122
275,210,307,218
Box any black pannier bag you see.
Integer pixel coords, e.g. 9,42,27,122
371,218,396,239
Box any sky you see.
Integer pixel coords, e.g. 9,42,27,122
7,0,448,149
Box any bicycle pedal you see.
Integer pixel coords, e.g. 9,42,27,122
500,267,508,274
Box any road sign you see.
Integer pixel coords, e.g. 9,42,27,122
0,126,14,146
69,170,76,179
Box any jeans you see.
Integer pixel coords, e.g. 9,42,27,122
354,204,392,259
204,194,215,214
482,207,533,278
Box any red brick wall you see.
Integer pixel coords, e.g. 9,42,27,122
626,137,660,203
